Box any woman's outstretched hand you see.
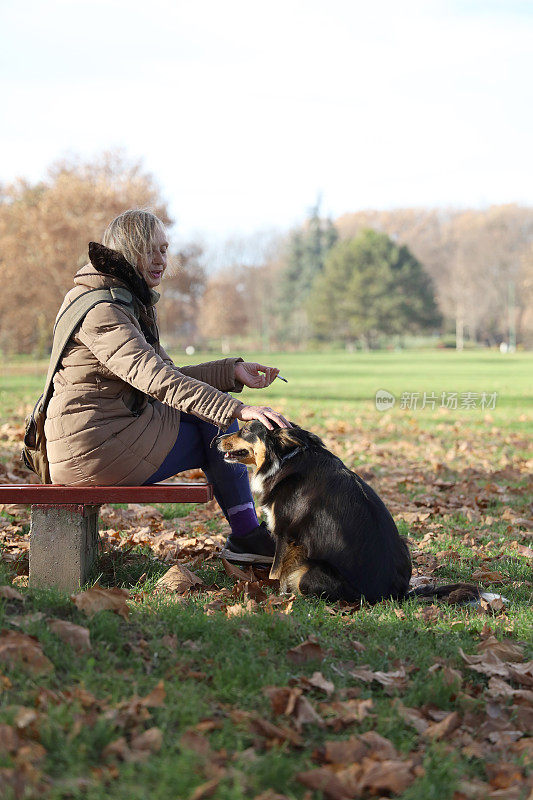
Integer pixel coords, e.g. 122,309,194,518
234,362,279,389
234,405,291,430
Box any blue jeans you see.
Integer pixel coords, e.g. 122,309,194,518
143,413,254,521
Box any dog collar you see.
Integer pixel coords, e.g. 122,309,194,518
280,446,304,465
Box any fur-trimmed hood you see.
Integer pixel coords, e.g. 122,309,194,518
73,242,159,308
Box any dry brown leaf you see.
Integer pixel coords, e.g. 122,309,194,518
139,680,166,707
47,619,91,653
155,564,204,594
358,730,398,760
0,724,20,753
71,585,130,619
0,586,24,601
507,660,533,687
394,700,429,733
319,698,374,730
305,671,335,696
264,686,301,716
0,630,53,675
427,663,463,686
359,757,416,795
459,648,510,679
320,737,368,765
297,767,355,800
349,664,408,693
487,677,533,705
16,742,46,763
189,777,223,800
471,569,504,583
477,636,524,662
231,710,302,747
225,603,247,617
292,695,325,731
180,730,212,758
424,710,461,740
221,558,254,582
480,595,507,615
130,727,163,754
287,637,324,665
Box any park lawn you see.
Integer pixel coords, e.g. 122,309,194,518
0,350,531,799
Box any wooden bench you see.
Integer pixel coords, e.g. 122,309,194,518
0,483,213,592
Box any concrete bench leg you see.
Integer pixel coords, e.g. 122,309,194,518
29,504,100,592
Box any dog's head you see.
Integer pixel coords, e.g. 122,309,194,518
217,420,306,470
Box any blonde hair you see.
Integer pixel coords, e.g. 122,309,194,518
102,209,167,273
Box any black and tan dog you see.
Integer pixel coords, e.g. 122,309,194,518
217,421,413,603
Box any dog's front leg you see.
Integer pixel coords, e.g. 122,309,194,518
269,536,289,581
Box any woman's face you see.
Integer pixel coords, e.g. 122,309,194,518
138,226,169,288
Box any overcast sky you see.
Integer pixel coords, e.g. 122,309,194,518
2,0,532,243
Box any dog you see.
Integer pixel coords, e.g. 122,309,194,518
217,421,413,603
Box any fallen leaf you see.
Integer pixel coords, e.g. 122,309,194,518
292,695,325,731
189,777,223,800
319,698,374,730
225,603,247,617
297,767,356,800
305,671,335,696
71,585,130,619
180,730,212,758
47,619,91,653
221,559,254,581
320,737,368,764
287,637,324,665
0,586,24,601
487,677,533,705
130,727,163,754
471,569,504,583
394,701,429,733
0,630,53,675
155,564,204,594
480,595,507,615
349,664,408,693
0,724,20,753
424,711,461,740
139,680,166,707
477,636,524,662
507,660,533,687
358,757,416,795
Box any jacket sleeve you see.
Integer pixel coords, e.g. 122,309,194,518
77,302,243,430
157,343,245,393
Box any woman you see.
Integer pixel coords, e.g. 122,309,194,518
44,209,290,564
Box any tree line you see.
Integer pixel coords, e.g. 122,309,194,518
1,153,532,354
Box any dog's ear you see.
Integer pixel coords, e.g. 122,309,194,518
277,429,302,448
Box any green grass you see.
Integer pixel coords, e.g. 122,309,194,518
0,350,531,799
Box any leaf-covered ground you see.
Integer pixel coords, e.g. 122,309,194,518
0,351,531,799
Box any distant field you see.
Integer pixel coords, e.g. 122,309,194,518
2,349,532,432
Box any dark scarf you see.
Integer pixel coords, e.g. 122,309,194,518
88,241,159,346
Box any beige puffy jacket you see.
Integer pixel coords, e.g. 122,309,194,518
45,259,244,486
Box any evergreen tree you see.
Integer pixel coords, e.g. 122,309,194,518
277,199,338,342
308,229,441,347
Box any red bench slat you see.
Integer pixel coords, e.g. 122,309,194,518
0,483,213,504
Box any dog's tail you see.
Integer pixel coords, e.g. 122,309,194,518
406,582,480,604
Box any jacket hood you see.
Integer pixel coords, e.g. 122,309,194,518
74,243,159,307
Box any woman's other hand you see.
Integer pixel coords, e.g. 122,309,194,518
234,405,291,430
234,362,279,389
